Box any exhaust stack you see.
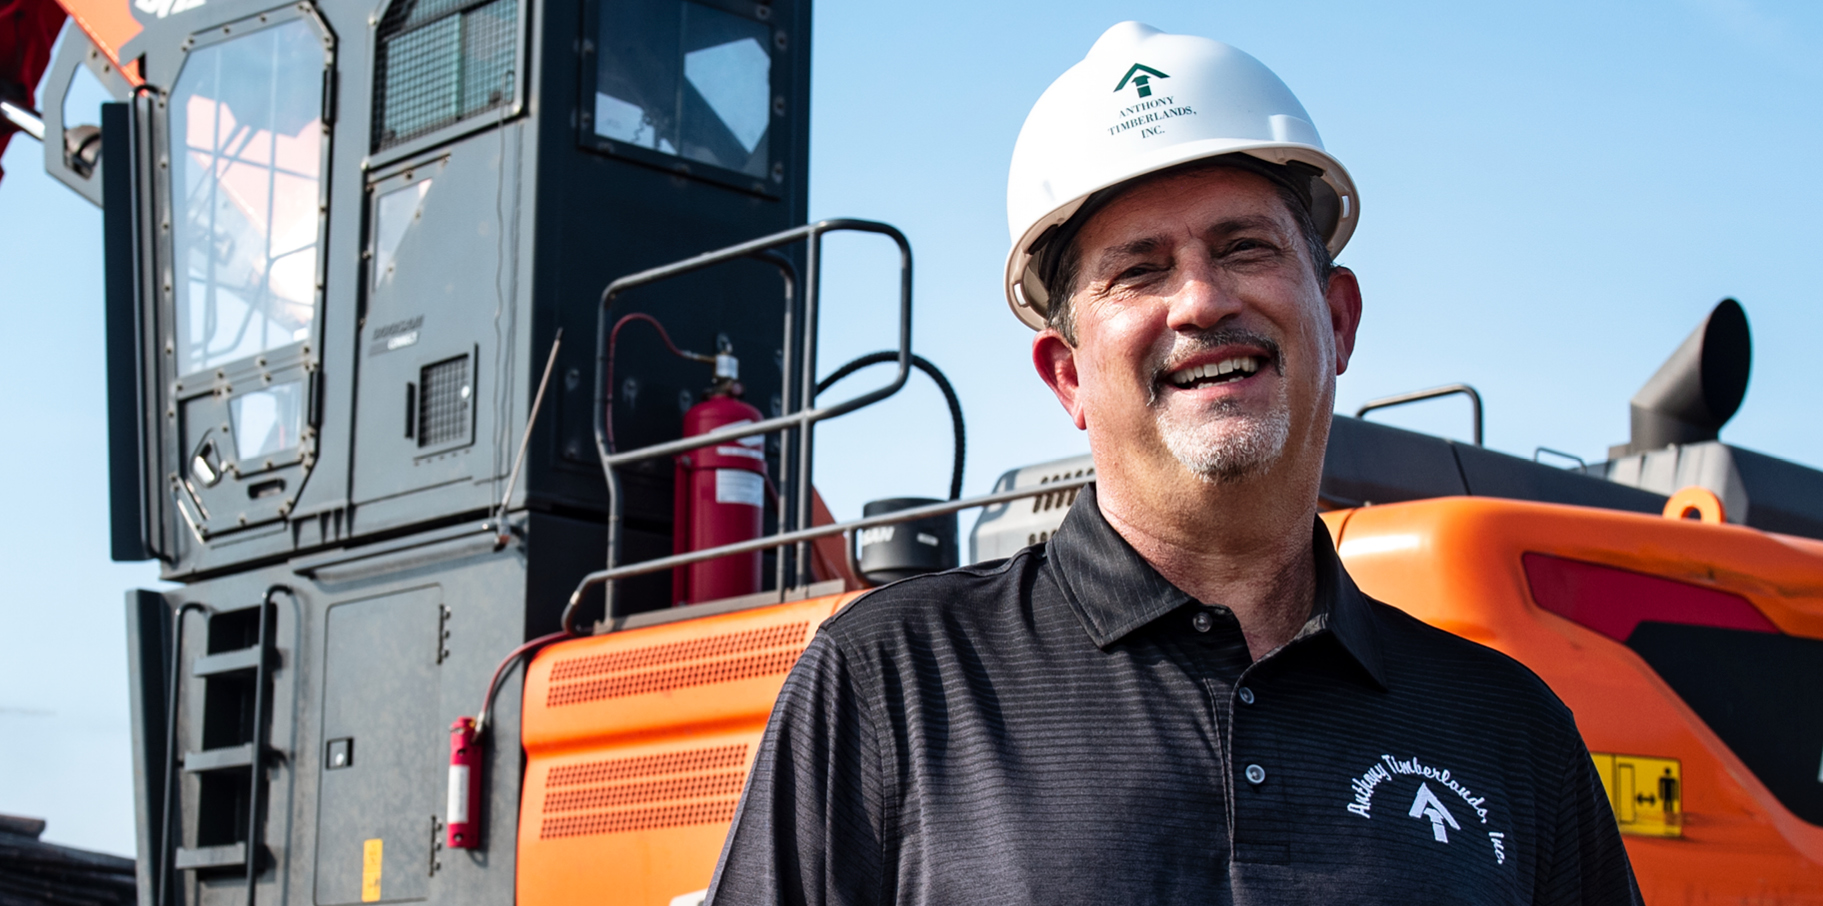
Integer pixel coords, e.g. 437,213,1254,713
1613,298,1752,458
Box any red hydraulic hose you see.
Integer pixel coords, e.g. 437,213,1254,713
604,312,715,452
471,629,570,737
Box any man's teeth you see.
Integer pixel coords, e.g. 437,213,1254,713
1169,356,1262,387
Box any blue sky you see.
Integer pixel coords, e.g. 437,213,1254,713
3,0,1820,855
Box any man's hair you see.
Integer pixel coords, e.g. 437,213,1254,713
1041,160,1336,345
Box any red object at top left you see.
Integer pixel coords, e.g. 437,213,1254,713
0,0,67,174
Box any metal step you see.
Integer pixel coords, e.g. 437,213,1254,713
191,647,263,677
182,744,254,773
172,843,245,870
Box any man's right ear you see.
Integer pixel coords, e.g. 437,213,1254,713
1032,329,1089,431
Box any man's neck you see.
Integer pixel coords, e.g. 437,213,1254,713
1096,464,1318,660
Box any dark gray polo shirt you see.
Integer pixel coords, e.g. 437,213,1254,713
707,487,1641,905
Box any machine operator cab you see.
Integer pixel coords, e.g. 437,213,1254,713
32,0,810,577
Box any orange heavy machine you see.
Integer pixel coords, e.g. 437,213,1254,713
1332,494,1823,902
514,299,1823,906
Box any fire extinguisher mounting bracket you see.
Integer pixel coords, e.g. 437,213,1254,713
589,219,915,623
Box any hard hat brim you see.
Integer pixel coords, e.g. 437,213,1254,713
1002,139,1358,332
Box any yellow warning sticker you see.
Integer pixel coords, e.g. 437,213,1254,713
1590,752,1682,837
361,838,383,902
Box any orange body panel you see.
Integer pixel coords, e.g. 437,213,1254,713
522,497,1823,905
53,0,142,84
519,594,860,906
1325,497,1823,904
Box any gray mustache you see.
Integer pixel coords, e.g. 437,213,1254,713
1149,328,1284,391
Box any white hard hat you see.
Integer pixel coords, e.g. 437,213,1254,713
1004,22,1359,330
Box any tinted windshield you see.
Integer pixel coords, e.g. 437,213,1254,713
594,0,772,179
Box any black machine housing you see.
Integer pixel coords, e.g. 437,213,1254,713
97,1,814,905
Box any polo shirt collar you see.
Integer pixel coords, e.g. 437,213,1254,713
1047,485,1191,646
1298,515,1389,689
1047,485,1388,689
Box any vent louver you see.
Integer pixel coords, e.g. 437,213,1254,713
538,744,749,839
544,622,810,707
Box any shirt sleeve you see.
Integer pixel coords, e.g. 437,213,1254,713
1534,726,1644,905
705,631,886,906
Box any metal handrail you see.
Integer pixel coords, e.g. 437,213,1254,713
1533,446,1587,469
1356,383,1484,446
565,474,1096,631
0,99,44,141
593,219,914,621
243,589,282,906
156,602,210,906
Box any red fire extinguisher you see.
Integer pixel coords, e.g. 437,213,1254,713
446,717,481,848
673,351,766,605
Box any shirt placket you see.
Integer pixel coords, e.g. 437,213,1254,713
1228,647,1296,865
1182,605,1253,866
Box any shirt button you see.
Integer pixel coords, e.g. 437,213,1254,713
1237,686,1256,705
1245,763,1267,785
1191,610,1214,633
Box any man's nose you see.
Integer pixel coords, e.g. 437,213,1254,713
1164,258,1241,332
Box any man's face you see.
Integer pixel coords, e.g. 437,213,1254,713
1033,166,1361,489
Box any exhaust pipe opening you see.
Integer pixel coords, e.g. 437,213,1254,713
1617,298,1751,457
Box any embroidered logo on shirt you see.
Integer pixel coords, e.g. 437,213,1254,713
1344,755,1508,865
1408,783,1461,842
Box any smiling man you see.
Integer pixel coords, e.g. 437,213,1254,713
707,22,1642,906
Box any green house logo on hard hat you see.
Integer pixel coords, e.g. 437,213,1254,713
1114,63,1169,98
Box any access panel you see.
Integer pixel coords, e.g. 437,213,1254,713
315,586,445,905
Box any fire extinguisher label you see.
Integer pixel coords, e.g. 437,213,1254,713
448,764,470,823
715,469,765,507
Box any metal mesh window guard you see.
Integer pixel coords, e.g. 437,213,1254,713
372,0,518,151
